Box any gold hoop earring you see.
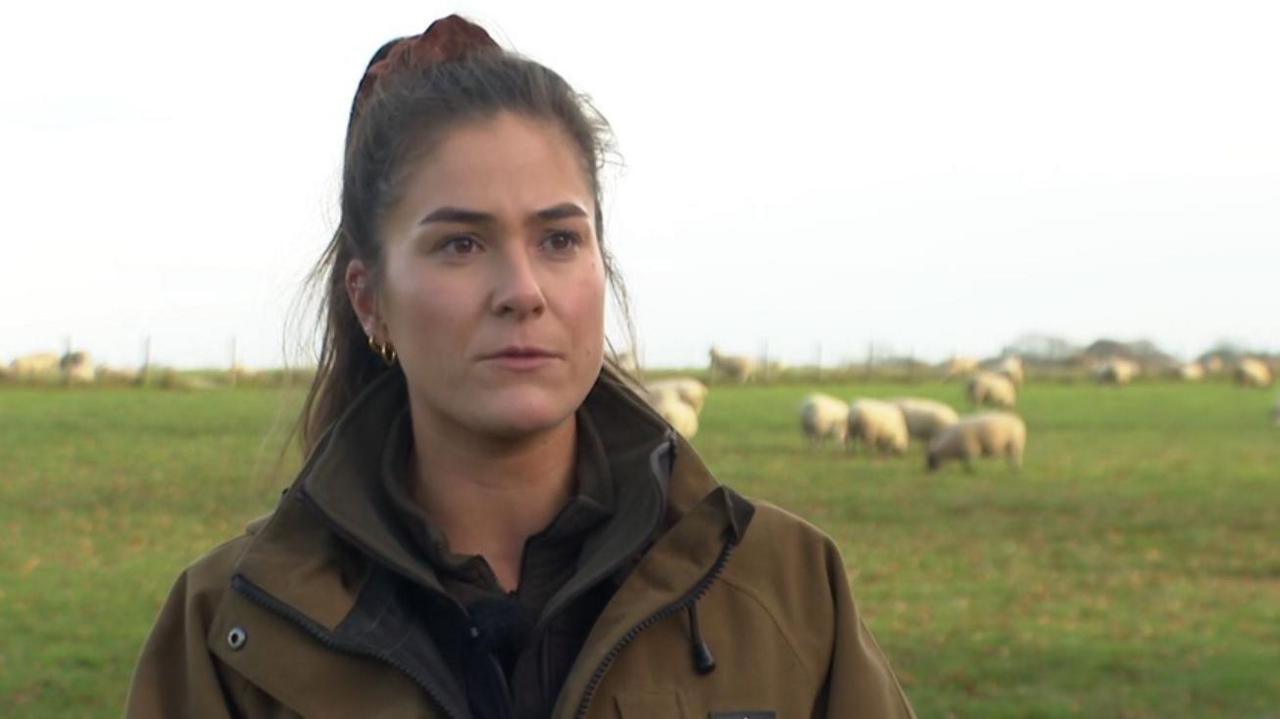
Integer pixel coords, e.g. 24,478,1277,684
367,335,397,366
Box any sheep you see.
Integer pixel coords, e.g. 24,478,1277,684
9,352,60,379
644,377,709,415
967,371,1018,409
60,351,96,384
708,347,756,383
942,356,980,382
1203,356,1226,376
1272,394,1280,428
652,392,698,438
1176,363,1205,381
992,356,1025,386
1234,358,1274,388
926,412,1027,472
799,393,849,446
1095,358,1141,386
846,398,909,455
888,397,960,442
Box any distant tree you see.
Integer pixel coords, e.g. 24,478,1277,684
1004,334,1081,363
1082,338,1174,367
1198,340,1248,365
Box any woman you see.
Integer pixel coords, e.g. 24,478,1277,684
126,15,915,719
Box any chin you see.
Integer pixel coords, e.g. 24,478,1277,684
466,386,581,439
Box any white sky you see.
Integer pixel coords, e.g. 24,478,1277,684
2,0,1277,369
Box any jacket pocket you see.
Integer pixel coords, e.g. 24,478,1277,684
613,690,686,717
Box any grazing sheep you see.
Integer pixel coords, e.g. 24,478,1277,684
927,412,1027,472
9,352,61,379
1234,358,1274,388
800,393,849,446
644,377,709,415
967,371,1018,409
992,356,1025,386
889,397,960,442
846,398,909,455
943,356,980,381
1203,356,1226,376
652,392,698,438
1176,363,1205,381
60,351,96,384
96,366,140,385
1095,358,1141,386
708,347,756,383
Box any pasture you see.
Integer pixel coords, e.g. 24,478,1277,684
1,381,1277,717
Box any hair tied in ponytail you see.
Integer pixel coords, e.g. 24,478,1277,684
354,14,501,112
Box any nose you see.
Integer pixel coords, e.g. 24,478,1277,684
490,246,546,320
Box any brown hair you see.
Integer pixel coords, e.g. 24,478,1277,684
297,16,636,455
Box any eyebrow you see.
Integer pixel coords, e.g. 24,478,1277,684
418,202,589,226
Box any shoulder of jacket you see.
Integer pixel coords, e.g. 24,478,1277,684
740,499,843,558
710,499,851,679
176,509,276,606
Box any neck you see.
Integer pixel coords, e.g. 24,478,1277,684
405,403,579,591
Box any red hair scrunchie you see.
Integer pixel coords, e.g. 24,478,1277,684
354,15,501,112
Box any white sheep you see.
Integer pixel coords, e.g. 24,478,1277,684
942,356,980,382
9,352,60,379
993,356,1025,386
926,412,1027,472
644,377,709,415
708,347,756,383
1176,363,1205,381
96,366,140,384
846,398,909,455
60,351,95,384
889,397,960,442
967,371,1018,409
1234,358,1274,388
799,393,849,446
652,392,699,438
1095,358,1141,386
1203,356,1226,376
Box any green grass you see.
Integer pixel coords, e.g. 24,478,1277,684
2,382,1278,717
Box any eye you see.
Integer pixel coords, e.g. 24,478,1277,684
542,231,582,254
439,235,482,256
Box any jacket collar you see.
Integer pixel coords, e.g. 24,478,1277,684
221,367,756,719
233,368,751,628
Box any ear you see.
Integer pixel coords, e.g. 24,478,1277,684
345,259,381,339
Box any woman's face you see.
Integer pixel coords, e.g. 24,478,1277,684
348,111,606,440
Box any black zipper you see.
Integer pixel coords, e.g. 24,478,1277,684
571,538,737,719
231,573,470,719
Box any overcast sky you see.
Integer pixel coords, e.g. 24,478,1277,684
3,0,1277,369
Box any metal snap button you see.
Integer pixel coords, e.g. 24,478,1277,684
227,627,247,651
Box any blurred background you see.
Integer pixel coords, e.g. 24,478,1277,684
2,1,1277,717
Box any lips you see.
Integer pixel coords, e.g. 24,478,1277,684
479,346,561,360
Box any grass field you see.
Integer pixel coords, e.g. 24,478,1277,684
2,381,1278,717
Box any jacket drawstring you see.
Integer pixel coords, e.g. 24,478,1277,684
686,601,717,675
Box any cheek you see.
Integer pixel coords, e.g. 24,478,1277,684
381,263,469,340
567,261,607,334
570,264,608,369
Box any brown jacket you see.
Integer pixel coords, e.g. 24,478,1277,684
125,371,916,718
